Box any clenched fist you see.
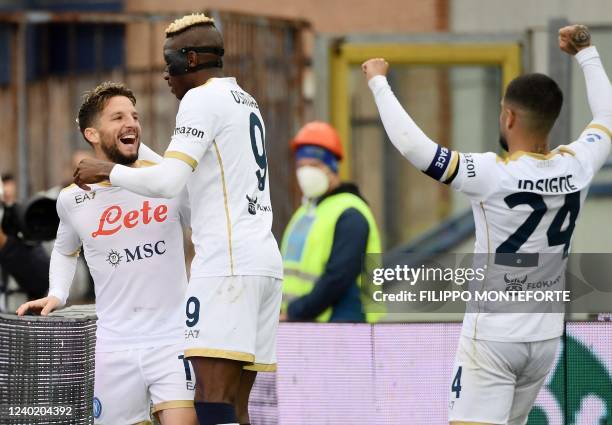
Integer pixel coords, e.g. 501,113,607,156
559,24,591,55
73,158,115,191
362,58,389,81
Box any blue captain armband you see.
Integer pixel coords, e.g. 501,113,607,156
423,145,459,184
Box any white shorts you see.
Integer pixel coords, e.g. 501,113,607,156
93,343,194,424
183,275,282,372
448,335,559,425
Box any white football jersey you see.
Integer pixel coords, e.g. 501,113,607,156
443,124,611,342
164,77,283,279
54,161,190,352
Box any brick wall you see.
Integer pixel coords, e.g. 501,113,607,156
126,0,448,33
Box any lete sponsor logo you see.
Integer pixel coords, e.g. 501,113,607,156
92,201,168,238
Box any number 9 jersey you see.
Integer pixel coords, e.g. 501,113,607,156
443,123,611,342
164,77,283,280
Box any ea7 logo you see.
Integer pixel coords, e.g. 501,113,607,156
75,191,96,205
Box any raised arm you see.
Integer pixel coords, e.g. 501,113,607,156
363,58,459,184
559,25,612,171
576,47,612,130
559,25,612,129
363,58,502,198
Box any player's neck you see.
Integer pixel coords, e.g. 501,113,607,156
195,69,225,86
94,149,137,167
508,135,550,155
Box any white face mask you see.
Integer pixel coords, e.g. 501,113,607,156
296,166,329,199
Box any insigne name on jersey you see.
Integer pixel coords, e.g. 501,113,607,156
92,201,168,238
517,175,577,192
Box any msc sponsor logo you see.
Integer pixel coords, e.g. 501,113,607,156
173,126,205,139
92,201,168,238
106,249,123,268
105,240,166,267
75,191,96,205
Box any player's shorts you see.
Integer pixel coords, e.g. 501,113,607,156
93,343,194,424
448,335,559,425
183,275,282,372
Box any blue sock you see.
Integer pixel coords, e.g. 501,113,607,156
194,401,237,425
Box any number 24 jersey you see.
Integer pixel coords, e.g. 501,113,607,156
446,124,611,341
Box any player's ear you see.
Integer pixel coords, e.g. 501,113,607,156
505,107,517,130
84,127,99,146
187,50,198,68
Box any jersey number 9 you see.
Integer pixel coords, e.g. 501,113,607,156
249,112,267,191
185,296,200,328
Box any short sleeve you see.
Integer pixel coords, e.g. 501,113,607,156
450,151,500,199
53,195,82,257
165,89,217,171
568,122,612,174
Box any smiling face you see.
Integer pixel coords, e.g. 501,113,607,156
85,96,141,165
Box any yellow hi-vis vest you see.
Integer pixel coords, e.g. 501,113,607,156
281,191,384,323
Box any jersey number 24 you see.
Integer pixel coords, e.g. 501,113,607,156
496,191,580,257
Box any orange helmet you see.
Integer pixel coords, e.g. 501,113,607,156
291,121,344,160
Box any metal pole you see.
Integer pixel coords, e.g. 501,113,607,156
548,17,571,148
15,20,28,199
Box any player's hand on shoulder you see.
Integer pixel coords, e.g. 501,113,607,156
16,296,61,317
362,58,389,81
73,158,115,191
559,24,591,55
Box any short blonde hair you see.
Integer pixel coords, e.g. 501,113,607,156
165,13,215,38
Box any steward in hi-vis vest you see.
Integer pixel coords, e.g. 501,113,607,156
281,121,384,323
